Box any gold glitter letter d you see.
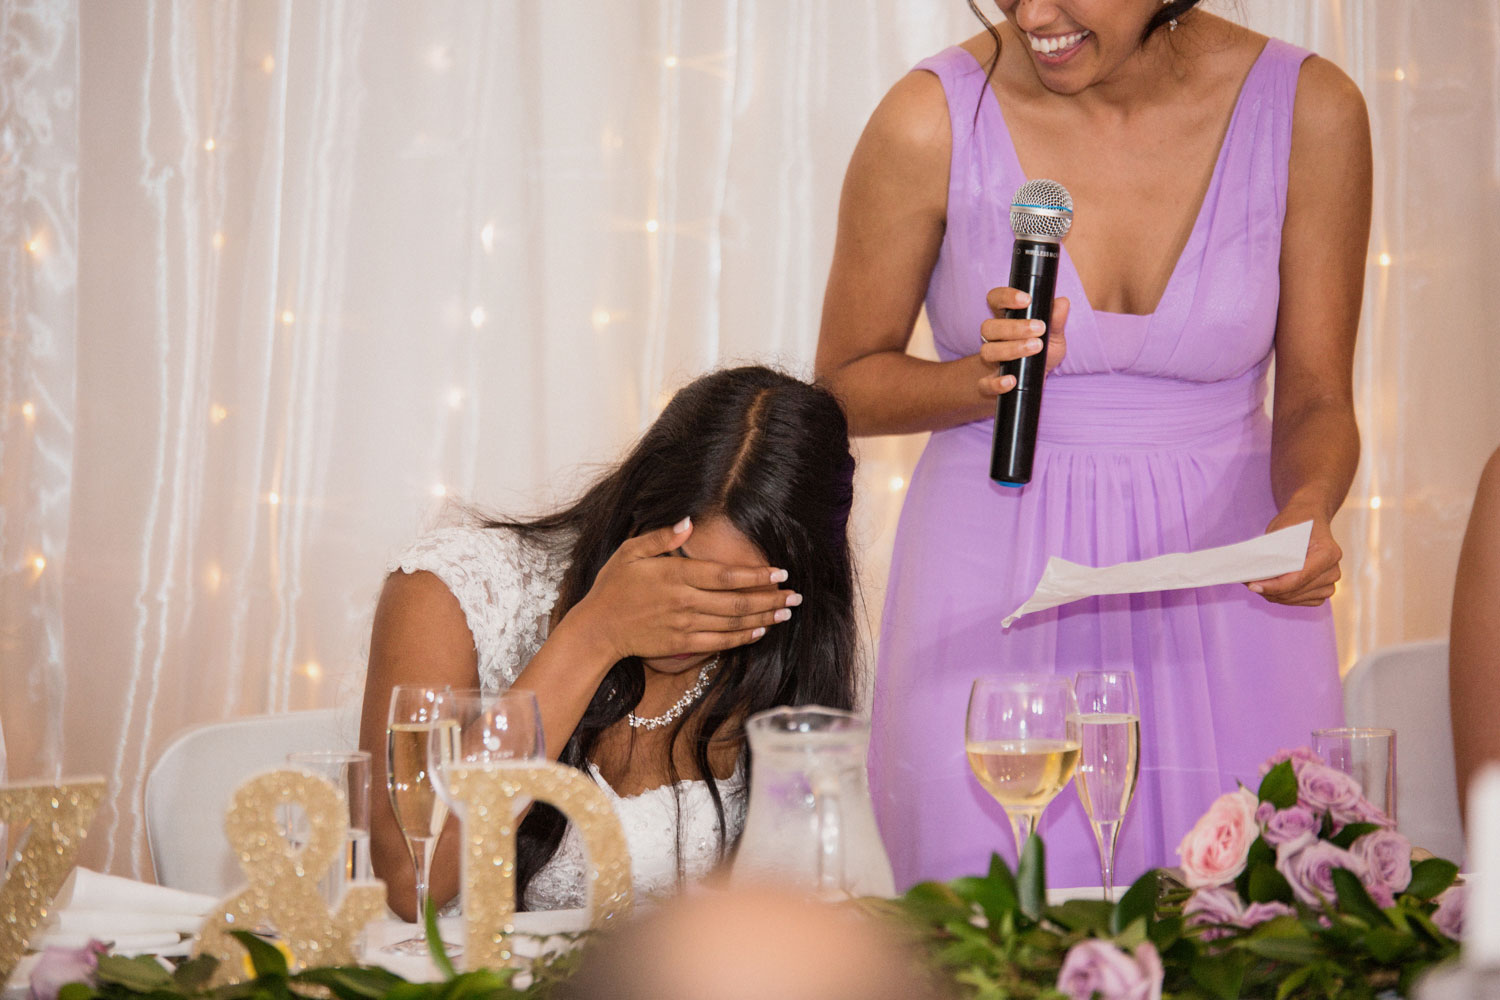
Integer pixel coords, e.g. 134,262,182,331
445,762,632,970
0,779,107,984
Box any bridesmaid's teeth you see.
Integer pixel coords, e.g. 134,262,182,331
1029,30,1090,55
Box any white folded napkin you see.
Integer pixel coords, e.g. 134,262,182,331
36,868,220,956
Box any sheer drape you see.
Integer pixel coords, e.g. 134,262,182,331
2,1,1496,879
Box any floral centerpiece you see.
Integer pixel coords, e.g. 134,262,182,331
30,746,1467,1000
880,746,1465,999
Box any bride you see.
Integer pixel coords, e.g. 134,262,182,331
358,366,861,916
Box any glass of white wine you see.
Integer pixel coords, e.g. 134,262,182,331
1072,670,1141,902
385,684,460,954
965,674,1080,863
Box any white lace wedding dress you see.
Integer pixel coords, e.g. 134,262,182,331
389,524,746,911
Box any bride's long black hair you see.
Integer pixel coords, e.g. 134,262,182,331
487,365,860,904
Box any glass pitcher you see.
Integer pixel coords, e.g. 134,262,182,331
731,706,895,898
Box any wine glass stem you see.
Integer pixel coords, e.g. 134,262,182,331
1008,810,1039,862
408,835,436,923
1092,819,1121,902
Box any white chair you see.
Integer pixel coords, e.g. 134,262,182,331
1342,638,1464,864
144,708,356,896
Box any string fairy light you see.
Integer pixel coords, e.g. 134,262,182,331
203,137,216,152
280,310,295,326
1369,496,1383,510
645,219,660,233
210,404,228,424
446,387,464,409
591,308,611,331
212,232,225,250
889,475,906,493
21,401,36,421
1377,252,1392,268
470,306,487,329
261,54,275,74
431,484,447,498
267,491,281,506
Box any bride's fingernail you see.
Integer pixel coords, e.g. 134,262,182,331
774,609,792,622
1248,583,1264,594
769,568,789,584
673,516,692,534
785,592,803,607
751,627,767,639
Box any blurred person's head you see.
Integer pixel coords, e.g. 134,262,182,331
555,885,948,1000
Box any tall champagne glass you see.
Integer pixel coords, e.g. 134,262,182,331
1072,670,1141,901
385,685,458,954
965,675,1080,861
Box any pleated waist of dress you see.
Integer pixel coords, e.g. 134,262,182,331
959,368,1270,451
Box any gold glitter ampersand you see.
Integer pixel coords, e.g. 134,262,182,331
0,779,107,984
192,769,385,985
445,762,632,970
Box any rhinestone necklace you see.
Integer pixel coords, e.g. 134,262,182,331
628,656,720,731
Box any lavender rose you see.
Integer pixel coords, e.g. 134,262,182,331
1260,746,1325,776
1057,940,1163,1000
28,940,107,1000
1433,884,1466,939
1296,762,1364,816
1259,803,1321,849
1277,839,1368,907
1177,788,1260,888
1350,828,1412,903
1184,886,1294,940
1183,887,1244,940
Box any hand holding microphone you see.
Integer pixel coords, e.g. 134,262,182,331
986,179,1074,486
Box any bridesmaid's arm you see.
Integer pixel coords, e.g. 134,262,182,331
1450,447,1500,825
815,70,1050,436
1252,56,1372,607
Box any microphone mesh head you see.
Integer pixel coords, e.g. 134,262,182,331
1010,179,1074,240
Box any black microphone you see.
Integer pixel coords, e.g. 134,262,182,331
989,179,1074,486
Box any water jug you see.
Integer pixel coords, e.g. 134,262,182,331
731,706,895,898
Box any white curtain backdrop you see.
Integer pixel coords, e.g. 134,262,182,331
3,0,1497,879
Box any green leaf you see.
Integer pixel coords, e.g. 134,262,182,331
1328,822,1382,850
1331,866,1392,928
1044,898,1112,934
423,895,457,980
1258,761,1298,809
1273,965,1315,1000
1240,934,1324,963
229,931,289,978
897,881,970,926
1364,925,1416,964
951,853,1019,929
1111,868,1160,937
1406,858,1460,900
1016,834,1046,922
57,984,97,1000
94,955,173,991
170,955,219,991
1246,863,1295,904
1148,914,1184,950
1115,915,1148,950
294,967,408,1000
1189,951,1248,1000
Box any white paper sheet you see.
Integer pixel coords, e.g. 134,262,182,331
1002,521,1313,628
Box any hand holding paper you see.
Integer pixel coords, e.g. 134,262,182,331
1002,521,1313,628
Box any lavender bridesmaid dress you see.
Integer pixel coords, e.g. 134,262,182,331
868,39,1344,890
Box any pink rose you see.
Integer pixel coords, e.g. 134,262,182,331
1433,884,1466,939
1260,747,1325,776
1277,839,1367,907
1350,828,1412,901
1296,762,1364,816
1057,940,1163,1000
28,940,106,1000
1259,804,1321,849
1177,788,1260,888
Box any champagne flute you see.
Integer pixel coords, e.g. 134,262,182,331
1071,670,1141,901
385,685,458,954
427,689,544,941
965,675,1080,862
